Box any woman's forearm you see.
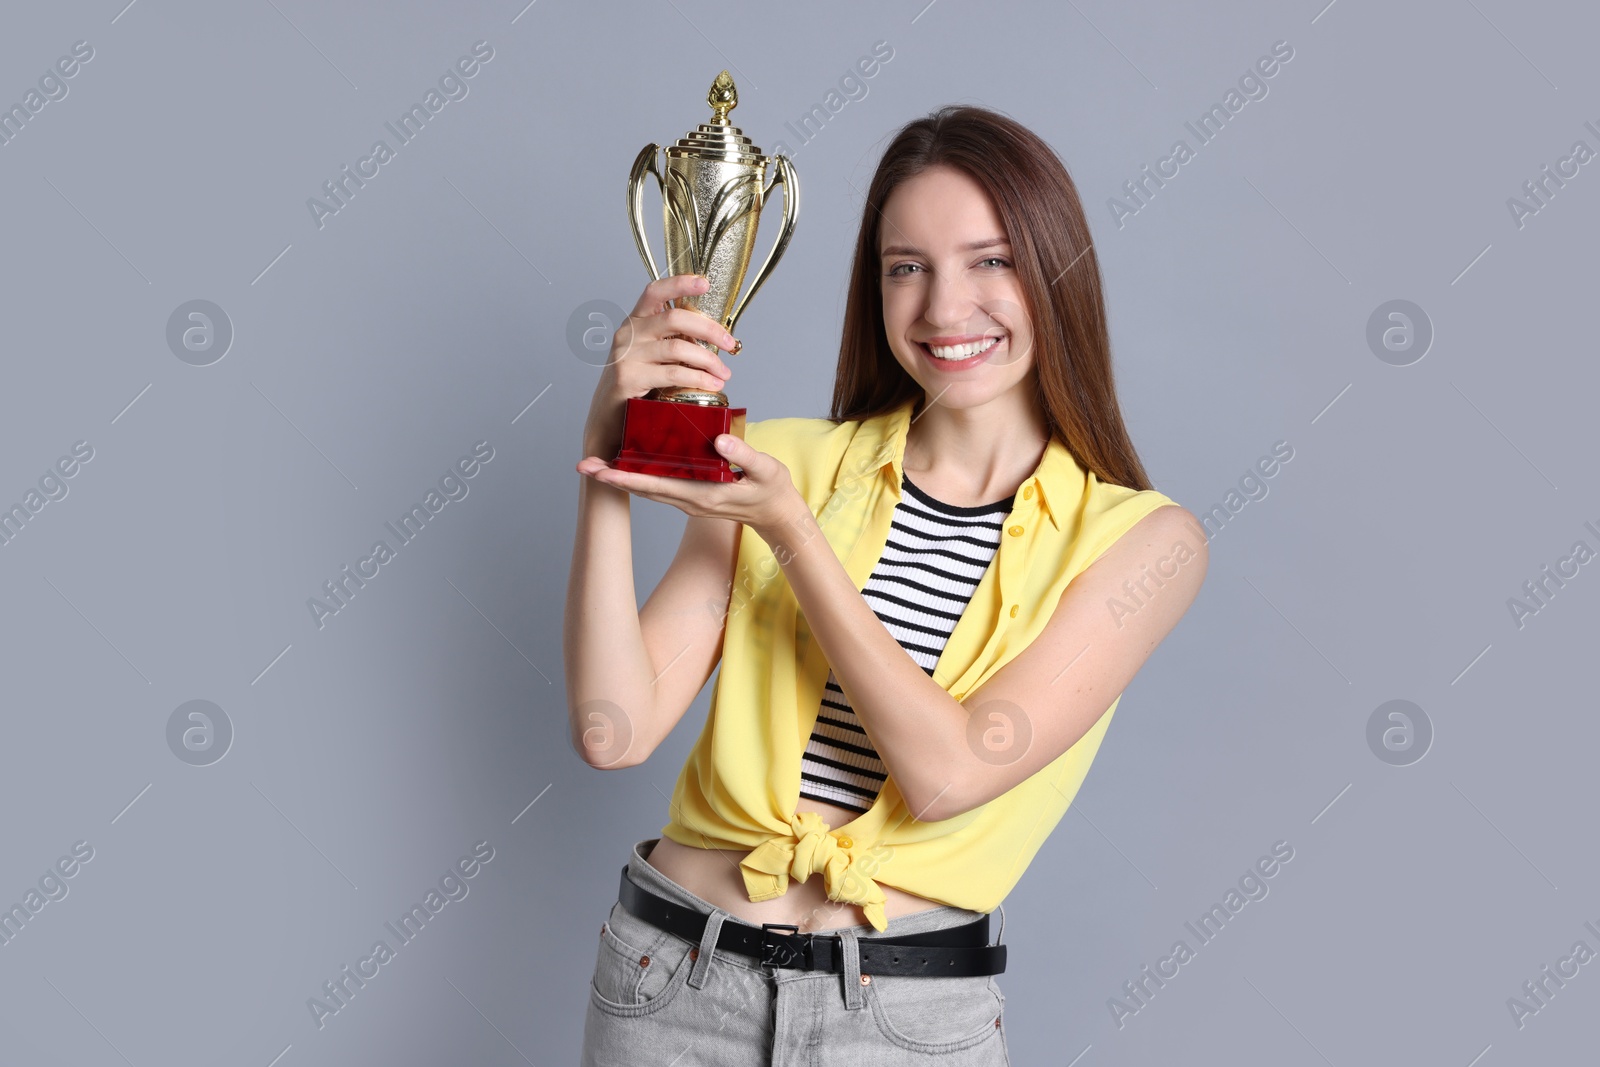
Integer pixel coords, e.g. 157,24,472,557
562,471,661,769
753,497,971,820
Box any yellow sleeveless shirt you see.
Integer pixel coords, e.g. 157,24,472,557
660,395,1178,930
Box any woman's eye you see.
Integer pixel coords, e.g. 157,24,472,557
981,257,1011,269
886,263,921,277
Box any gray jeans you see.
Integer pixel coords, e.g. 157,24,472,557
580,838,1011,1066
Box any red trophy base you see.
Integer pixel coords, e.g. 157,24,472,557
613,396,748,482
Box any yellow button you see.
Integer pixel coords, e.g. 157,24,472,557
1008,525,1024,536
836,834,853,849
1023,485,1034,499
1009,604,1018,617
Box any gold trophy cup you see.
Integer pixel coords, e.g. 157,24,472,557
613,71,798,481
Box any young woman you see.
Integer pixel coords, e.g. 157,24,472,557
566,104,1206,1064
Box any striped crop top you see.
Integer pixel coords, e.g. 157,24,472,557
798,471,1014,817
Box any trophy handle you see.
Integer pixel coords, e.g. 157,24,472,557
626,143,666,283
725,153,799,334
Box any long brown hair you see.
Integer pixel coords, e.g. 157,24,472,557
829,105,1153,491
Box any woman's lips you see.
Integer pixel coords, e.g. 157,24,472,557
918,335,1003,371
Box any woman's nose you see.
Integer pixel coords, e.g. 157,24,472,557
922,275,980,332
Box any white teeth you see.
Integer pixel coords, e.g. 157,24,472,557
925,336,1000,360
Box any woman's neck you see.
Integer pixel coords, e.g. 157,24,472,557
903,392,1050,507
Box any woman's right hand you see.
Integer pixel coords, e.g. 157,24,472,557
582,273,739,456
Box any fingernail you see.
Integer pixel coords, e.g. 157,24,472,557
695,275,710,291
729,338,742,355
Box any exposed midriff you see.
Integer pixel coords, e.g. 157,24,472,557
645,796,949,933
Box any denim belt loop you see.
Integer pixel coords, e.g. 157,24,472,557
689,909,727,989
839,928,865,1011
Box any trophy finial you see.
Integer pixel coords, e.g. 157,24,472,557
707,71,737,124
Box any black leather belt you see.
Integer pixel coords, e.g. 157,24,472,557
615,864,1007,977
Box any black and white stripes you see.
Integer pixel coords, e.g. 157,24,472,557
797,471,1012,816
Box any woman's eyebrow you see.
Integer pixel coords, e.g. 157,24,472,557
879,236,1011,258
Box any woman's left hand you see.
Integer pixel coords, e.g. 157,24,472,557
576,433,801,531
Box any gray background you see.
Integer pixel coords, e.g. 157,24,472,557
1,0,1595,1063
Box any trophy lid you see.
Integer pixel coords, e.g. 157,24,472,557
665,71,766,165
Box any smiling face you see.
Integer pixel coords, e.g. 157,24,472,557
877,164,1036,407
